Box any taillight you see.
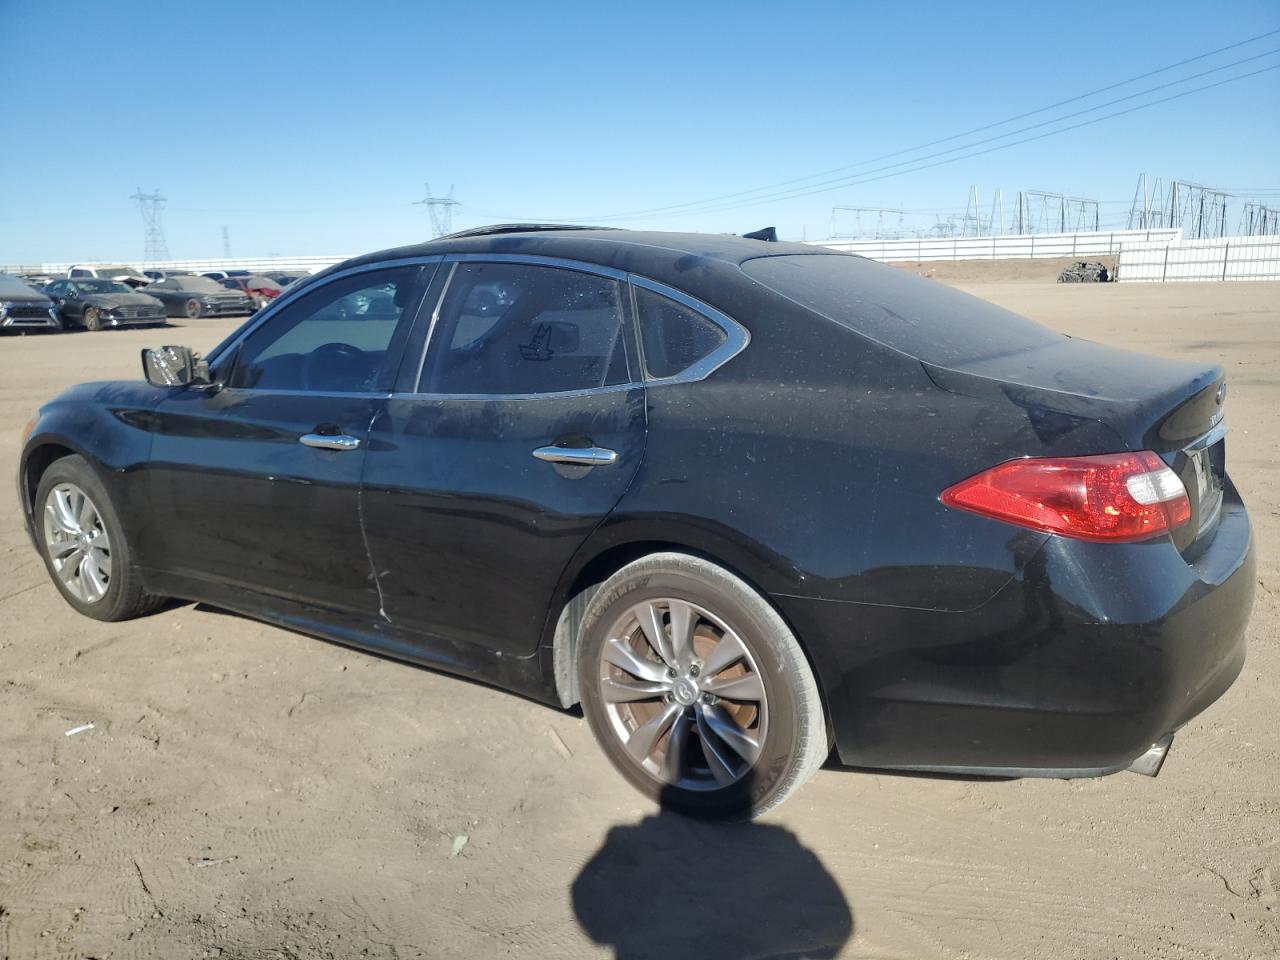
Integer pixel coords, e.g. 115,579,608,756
941,451,1190,543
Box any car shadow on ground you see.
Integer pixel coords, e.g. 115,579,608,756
571,776,853,960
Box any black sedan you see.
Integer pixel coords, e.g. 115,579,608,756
144,275,254,318
43,278,167,330
16,227,1254,817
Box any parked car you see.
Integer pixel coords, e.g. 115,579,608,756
19,274,58,292
144,275,255,318
0,272,60,331
221,274,284,309
16,227,1254,817
199,270,251,282
44,278,167,330
67,264,150,288
142,269,194,283
268,272,309,286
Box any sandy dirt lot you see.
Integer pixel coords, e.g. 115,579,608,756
1,276,1277,960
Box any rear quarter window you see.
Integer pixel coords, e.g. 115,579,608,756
740,254,1062,366
634,286,727,379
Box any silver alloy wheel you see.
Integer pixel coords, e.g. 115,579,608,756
42,482,112,604
598,598,769,791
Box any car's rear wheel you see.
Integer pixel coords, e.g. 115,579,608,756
83,307,102,331
577,552,828,818
34,455,164,622
184,298,202,319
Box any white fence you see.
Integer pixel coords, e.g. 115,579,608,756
1115,234,1280,282
813,229,1181,262
2,254,350,276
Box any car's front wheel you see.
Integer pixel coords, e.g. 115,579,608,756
184,298,202,319
577,553,828,818
83,307,102,331
34,455,164,622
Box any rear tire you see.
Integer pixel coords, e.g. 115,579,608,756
184,298,202,319
83,307,102,331
577,552,828,819
34,455,165,622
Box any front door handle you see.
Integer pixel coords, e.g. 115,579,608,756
532,445,617,466
300,433,361,451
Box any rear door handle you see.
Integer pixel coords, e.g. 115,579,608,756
300,433,361,451
532,445,617,466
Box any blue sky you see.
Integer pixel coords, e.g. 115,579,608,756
1,0,1277,263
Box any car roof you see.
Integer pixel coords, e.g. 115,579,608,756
340,226,831,273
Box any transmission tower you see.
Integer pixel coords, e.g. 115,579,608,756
1165,181,1229,239
1240,202,1280,236
130,188,170,261
415,182,460,237
1127,173,1166,230
829,205,905,239
221,226,232,259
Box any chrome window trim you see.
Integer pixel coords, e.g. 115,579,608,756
628,274,750,385
203,255,443,367
444,251,628,281
396,253,748,401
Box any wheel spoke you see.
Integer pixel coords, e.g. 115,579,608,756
91,527,111,555
603,637,669,683
667,600,696,667
633,601,677,667
77,494,98,532
80,554,107,601
601,677,670,703
47,537,80,560
49,492,79,535
626,701,681,763
702,672,765,702
57,548,84,583
701,630,749,680
694,707,741,786
662,709,693,782
698,702,761,765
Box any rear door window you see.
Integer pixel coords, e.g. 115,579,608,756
420,262,630,395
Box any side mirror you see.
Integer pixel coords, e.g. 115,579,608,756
142,345,210,387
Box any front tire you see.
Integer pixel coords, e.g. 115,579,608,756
184,298,203,319
34,455,164,622
83,307,102,331
577,553,828,818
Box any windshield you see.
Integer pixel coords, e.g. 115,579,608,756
740,254,1062,366
75,280,134,294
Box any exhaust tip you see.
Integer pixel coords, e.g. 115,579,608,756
1127,734,1174,777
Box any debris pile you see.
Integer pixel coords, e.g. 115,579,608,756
1058,261,1112,283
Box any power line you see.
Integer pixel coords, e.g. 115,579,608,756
555,29,1280,223
607,62,1280,222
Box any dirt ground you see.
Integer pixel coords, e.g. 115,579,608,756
1,275,1277,960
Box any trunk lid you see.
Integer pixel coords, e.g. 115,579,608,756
922,337,1227,553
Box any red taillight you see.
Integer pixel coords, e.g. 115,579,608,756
941,451,1191,543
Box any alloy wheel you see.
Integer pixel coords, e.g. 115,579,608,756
42,482,112,604
597,598,769,791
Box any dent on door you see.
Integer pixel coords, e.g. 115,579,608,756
360,387,647,656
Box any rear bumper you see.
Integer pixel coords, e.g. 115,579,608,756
781,478,1254,775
